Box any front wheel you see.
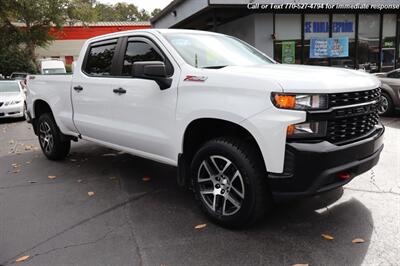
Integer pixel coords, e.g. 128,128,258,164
191,137,271,229
37,113,71,160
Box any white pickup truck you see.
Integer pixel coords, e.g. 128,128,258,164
26,29,384,228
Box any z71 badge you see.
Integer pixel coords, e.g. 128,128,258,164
183,75,208,82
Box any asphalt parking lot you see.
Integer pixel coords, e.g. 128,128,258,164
0,117,399,266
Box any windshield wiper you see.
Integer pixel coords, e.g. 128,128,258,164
202,65,228,69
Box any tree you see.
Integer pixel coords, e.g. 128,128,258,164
1,0,69,61
151,8,162,18
0,22,37,75
93,3,115,21
0,0,97,74
94,3,152,22
67,0,98,24
113,3,140,21
137,9,150,21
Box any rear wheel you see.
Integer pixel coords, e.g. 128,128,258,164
191,137,271,229
37,113,70,160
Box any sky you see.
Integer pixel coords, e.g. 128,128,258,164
97,0,173,12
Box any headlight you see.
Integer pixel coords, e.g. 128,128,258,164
271,92,328,110
287,121,327,139
4,100,22,106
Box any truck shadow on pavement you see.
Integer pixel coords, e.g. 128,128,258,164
0,118,25,125
0,141,373,266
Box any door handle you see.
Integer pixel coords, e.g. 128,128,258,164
113,87,126,94
73,85,83,92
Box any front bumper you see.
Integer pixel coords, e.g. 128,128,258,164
269,125,384,200
0,103,24,118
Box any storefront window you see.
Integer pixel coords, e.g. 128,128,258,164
304,14,329,66
331,14,355,69
274,14,301,64
381,14,397,72
358,14,380,72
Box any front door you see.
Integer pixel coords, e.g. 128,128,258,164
107,36,179,161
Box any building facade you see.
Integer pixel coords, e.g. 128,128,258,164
34,22,150,66
152,0,400,72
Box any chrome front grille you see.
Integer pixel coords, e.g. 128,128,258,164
329,88,381,107
309,88,381,144
326,112,379,144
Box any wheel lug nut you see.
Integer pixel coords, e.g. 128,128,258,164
215,184,220,188
221,189,225,194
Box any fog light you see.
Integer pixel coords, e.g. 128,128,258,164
287,121,327,139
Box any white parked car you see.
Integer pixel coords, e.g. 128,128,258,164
26,29,384,228
40,60,66,75
0,80,26,119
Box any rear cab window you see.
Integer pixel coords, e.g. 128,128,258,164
83,39,118,76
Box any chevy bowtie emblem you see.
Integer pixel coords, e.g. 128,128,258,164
184,75,208,82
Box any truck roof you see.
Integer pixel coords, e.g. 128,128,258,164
85,28,222,43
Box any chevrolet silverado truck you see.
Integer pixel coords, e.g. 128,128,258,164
26,29,384,228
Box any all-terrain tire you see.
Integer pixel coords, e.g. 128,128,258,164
37,113,70,160
191,137,272,229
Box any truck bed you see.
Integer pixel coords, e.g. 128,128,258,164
27,74,77,136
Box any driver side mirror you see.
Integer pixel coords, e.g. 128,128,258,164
132,61,172,90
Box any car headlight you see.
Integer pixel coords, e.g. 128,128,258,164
4,100,22,106
271,92,328,110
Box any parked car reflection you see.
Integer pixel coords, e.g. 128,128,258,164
374,69,400,116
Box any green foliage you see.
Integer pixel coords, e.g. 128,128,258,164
67,0,98,24
1,0,69,62
0,19,37,75
151,8,162,18
93,3,151,22
0,47,37,76
0,23,37,75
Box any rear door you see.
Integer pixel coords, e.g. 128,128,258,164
71,38,123,144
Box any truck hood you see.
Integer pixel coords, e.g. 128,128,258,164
218,64,380,93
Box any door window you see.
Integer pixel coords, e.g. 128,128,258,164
122,41,164,76
84,41,117,76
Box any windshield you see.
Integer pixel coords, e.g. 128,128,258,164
43,68,66,74
163,33,274,68
0,82,20,93
11,73,27,80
